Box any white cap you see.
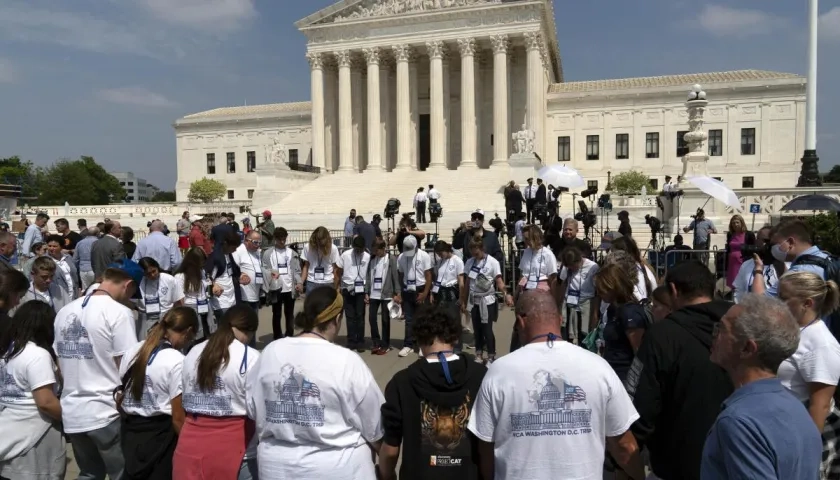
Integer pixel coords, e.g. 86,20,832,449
472,208,485,218
189,214,203,222
403,236,417,256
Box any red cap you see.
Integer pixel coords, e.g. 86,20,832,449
262,210,272,217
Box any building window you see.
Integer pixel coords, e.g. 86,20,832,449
226,152,236,173
289,149,299,166
708,129,723,156
615,134,629,159
676,131,689,157
206,153,216,174
742,176,754,188
119,182,125,186
490,134,494,146
557,136,570,162
127,189,134,193
227,190,234,199
587,180,598,190
247,189,254,199
649,179,659,191
128,182,134,186
586,135,599,160
741,128,756,155
645,132,660,159
247,151,256,172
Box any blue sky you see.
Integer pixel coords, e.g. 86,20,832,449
0,0,838,190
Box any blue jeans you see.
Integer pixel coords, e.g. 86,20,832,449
68,419,124,480
238,457,258,480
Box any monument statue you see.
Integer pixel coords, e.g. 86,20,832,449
679,84,710,182
512,124,535,155
265,138,288,165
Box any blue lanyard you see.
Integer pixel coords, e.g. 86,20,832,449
147,341,172,365
82,289,112,308
436,258,451,284
530,332,561,347
31,286,54,308
143,278,159,299
529,249,544,281
239,344,249,375
354,252,364,281
426,350,455,385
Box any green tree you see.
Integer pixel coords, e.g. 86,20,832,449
805,213,840,256
823,165,840,184
611,170,652,196
151,190,176,202
188,178,227,203
80,156,125,204
36,157,126,205
0,156,38,198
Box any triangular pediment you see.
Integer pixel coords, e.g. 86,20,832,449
297,0,505,28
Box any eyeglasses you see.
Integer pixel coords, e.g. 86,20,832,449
247,240,261,245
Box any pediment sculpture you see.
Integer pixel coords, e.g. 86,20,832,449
333,0,501,22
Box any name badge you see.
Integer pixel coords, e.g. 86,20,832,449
197,299,209,314
468,266,480,280
406,279,417,292
354,280,365,294
278,263,288,275
255,271,264,285
146,297,161,317
432,281,441,294
373,277,383,290
526,280,538,290
566,289,581,306
314,267,325,281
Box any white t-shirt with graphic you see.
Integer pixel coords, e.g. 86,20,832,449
182,339,260,418
560,259,600,301
54,294,138,433
175,272,210,312
210,257,236,310
464,256,502,305
778,320,840,402
118,341,185,417
268,247,295,293
0,342,59,459
468,341,639,479
397,250,434,289
246,337,385,479
139,273,185,318
336,249,370,291
302,244,341,285
233,244,263,302
519,247,558,282
434,255,465,288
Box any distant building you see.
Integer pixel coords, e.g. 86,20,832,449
112,172,152,203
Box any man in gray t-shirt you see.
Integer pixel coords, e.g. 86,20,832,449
684,209,717,265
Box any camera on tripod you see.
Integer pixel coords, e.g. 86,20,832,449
384,198,401,218
580,185,599,199
741,243,768,260
574,200,598,238
428,202,443,222
488,213,505,235
645,214,663,233
597,194,613,211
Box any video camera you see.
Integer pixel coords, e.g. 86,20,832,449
644,214,663,233
384,198,401,218
597,194,613,211
741,243,770,261
580,185,599,199
428,202,443,222
488,213,505,236
574,200,597,230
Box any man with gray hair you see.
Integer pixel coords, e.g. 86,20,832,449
703,294,821,479
131,219,182,273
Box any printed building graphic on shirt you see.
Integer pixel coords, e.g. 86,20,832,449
265,366,325,427
56,316,94,360
510,371,592,434
122,375,160,412
183,375,233,416
0,363,25,402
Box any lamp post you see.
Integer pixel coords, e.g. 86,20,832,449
798,0,822,187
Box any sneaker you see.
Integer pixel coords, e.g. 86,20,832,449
487,355,496,365
398,347,412,357
464,343,474,350
374,347,388,356
474,352,485,364
370,347,382,355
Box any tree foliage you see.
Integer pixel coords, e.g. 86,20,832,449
36,157,126,205
188,178,227,203
151,190,176,202
823,165,840,184
611,170,653,196
805,213,840,256
0,156,39,198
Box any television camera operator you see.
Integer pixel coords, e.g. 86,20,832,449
457,209,504,266
388,213,426,254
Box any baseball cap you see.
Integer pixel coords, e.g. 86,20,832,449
189,214,203,222
263,210,272,217
403,236,418,256
471,208,485,219
599,231,623,250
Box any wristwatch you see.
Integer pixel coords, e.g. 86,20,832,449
753,270,764,276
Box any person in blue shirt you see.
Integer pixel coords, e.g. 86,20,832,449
753,220,829,298
703,294,822,480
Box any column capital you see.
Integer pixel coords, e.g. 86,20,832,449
391,44,414,63
362,47,380,65
490,34,509,54
426,40,445,59
306,52,324,70
457,37,476,57
334,50,352,68
524,31,543,51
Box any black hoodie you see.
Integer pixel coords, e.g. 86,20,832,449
625,300,735,480
382,354,487,480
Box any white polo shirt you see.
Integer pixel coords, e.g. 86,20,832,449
559,259,599,302
337,249,370,292
519,247,558,283
434,255,465,288
397,250,433,289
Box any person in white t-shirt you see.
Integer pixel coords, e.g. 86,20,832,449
117,306,197,479
462,236,513,365
246,287,385,480
298,226,341,294
610,236,657,300
233,230,264,312
777,272,840,477
0,301,65,479
174,305,261,480
263,227,301,340
468,290,644,480
430,241,465,333
175,247,213,338
54,267,140,480
137,257,185,340
558,247,601,345
207,228,242,322
413,187,428,223
336,236,371,351
517,225,557,293
365,238,401,355
397,236,434,357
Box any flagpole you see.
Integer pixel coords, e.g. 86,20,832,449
798,0,822,187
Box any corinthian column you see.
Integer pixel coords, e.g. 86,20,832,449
525,32,544,157
427,40,445,169
306,52,326,171
364,48,382,172
335,50,353,171
490,35,509,166
458,37,477,168
393,45,413,170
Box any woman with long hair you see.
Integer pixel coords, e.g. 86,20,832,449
297,226,340,294
777,272,840,478
137,257,185,340
0,301,65,479
205,228,243,323
246,287,384,479
0,269,31,335
517,224,557,293
723,214,754,291
262,227,301,340
117,307,197,480
174,305,260,480
175,247,212,338
558,247,600,345
610,236,657,300
365,238,400,355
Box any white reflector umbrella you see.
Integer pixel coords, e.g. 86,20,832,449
536,164,585,189
686,175,740,209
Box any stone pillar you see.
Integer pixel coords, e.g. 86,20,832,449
364,48,382,171
393,45,412,170
525,32,544,157
306,52,326,171
442,52,451,168
324,65,338,172
379,60,391,171
335,50,353,171
410,57,419,170
458,37,477,168
427,40,445,169
351,60,365,172
490,35,509,166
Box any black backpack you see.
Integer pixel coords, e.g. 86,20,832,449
791,254,840,342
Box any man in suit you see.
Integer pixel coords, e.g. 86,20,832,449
534,178,548,224
523,178,538,224
91,221,125,279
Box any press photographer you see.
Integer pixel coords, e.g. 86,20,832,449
458,209,504,266
731,226,785,303
388,213,426,253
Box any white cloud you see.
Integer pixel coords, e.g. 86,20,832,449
820,7,840,41
140,0,256,31
0,58,17,83
97,86,178,108
697,5,787,37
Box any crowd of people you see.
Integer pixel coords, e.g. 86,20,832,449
0,198,839,480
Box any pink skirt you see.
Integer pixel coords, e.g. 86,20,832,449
172,415,253,480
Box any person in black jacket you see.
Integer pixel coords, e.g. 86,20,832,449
379,304,487,480
461,210,504,267
503,181,524,224
624,260,735,480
